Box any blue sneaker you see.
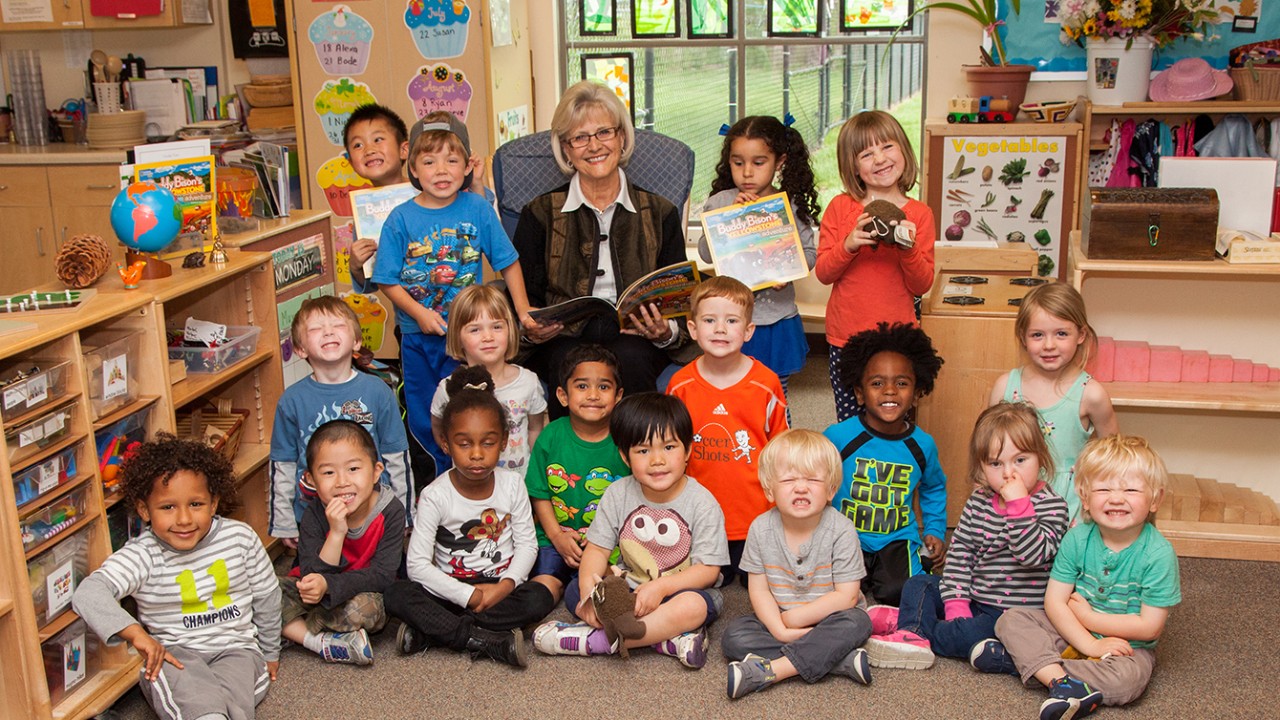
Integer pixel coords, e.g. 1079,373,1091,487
969,638,1018,675
321,629,373,666
726,653,775,699
1039,675,1104,720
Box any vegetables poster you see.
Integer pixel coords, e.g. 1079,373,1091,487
939,135,1068,277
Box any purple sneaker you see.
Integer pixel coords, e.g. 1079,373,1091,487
532,621,616,656
652,627,707,669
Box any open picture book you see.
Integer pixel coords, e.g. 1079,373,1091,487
527,261,703,327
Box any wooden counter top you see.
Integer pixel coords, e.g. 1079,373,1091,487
0,143,128,165
219,209,333,248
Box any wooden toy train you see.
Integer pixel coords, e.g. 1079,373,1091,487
947,96,1015,123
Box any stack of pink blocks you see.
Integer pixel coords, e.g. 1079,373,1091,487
1087,337,1280,383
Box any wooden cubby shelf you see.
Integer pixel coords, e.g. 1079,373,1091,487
0,248,283,720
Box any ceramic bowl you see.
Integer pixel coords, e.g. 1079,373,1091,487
1019,100,1077,123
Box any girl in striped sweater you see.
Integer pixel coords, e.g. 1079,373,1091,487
866,402,1070,671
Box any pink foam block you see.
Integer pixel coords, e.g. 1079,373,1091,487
1181,350,1210,383
1253,363,1270,382
1232,359,1254,382
1149,346,1182,382
1209,355,1234,382
1113,341,1151,382
1089,336,1115,382
1271,368,1280,382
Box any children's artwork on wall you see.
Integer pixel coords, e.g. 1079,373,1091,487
315,155,373,217
334,221,356,285
769,0,820,36
342,291,389,353
407,64,474,121
839,0,912,32
497,105,531,144
314,78,378,146
309,5,374,76
229,0,289,58
581,0,616,34
404,0,471,59
634,0,679,36
688,0,732,37
581,54,634,118
490,0,513,46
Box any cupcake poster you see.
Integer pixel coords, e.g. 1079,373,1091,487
407,64,473,121
315,154,373,217
309,5,374,76
314,78,378,146
404,0,471,59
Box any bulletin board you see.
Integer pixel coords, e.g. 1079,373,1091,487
923,122,1082,279
996,0,1279,74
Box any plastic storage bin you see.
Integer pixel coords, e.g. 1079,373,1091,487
42,618,98,707
20,485,89,552
81,328,141,420
28,529,88,626
167,325,262,374
95,403,152,500
1,359,71,423
5,401,77,466
12,441,80,508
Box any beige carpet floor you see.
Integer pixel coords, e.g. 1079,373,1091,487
102,357,1280,719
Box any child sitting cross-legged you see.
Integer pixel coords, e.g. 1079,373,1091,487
384,365,557,667
533,393,729,668
995,435,1180,720
73,435,281,720
879,402,1069,671
722,429,874,700
278,419,405,666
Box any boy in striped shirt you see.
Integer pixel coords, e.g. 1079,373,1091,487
721,429,873,699
74,435,281,720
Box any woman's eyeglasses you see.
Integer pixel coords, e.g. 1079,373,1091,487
564,126,620,148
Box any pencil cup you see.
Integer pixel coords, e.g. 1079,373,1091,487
94,82,122,113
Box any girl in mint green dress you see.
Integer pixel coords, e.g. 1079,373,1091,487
989,283,1118,522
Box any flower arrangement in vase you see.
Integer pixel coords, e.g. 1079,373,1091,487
1059,0,1219,49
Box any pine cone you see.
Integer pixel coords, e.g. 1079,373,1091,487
55,233,113,289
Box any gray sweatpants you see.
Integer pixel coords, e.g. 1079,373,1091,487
996,607,1156,706
721,607,873,683
138,646,270,720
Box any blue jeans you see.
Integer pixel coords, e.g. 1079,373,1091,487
897,573,1006,659
721,608,872,683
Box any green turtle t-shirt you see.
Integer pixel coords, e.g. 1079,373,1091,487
524,417,629,547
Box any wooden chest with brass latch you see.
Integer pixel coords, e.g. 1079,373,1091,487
1081,188,1219,261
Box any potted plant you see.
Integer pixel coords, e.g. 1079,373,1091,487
892,0,1036,108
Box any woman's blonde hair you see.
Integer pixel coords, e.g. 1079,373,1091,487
445,284,519,362
835,110,919,199
758,429,842,495
1014,282,1095,371
968,402,1055,491
550,80,636,175
1073,435,1168,523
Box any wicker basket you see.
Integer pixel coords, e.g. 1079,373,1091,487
1231,66,1280,100
243,81,293,108
176,399,249,461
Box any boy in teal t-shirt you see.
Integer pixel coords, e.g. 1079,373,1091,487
526,345,629,609
993,436,1180,720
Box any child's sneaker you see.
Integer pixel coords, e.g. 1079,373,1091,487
465,627,527,668
832,647,873,685
652,627,708,669
531,621,616,656
396,622,428,655
1039,676,1104,720
969,638,1018,675
727,653,776,699
867,604,899,635
320,629,373,665
864,631,935,670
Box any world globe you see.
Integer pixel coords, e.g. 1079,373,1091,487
110,181,183,254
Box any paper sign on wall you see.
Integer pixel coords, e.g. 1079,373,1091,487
314,78,378,146
342,292,389,353
309,5,374,76
315,154,373,217
407,64,473,121
404,0,471,59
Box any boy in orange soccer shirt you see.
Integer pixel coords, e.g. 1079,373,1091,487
667,276,788,586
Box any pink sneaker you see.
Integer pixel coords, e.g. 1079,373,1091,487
866,605,898,636
864,631,935,670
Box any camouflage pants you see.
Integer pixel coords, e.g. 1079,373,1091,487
278,575,387,635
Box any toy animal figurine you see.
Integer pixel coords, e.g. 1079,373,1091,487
863,199,912,248
117,260,147,289
589,571,647,659
182,251,206,268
